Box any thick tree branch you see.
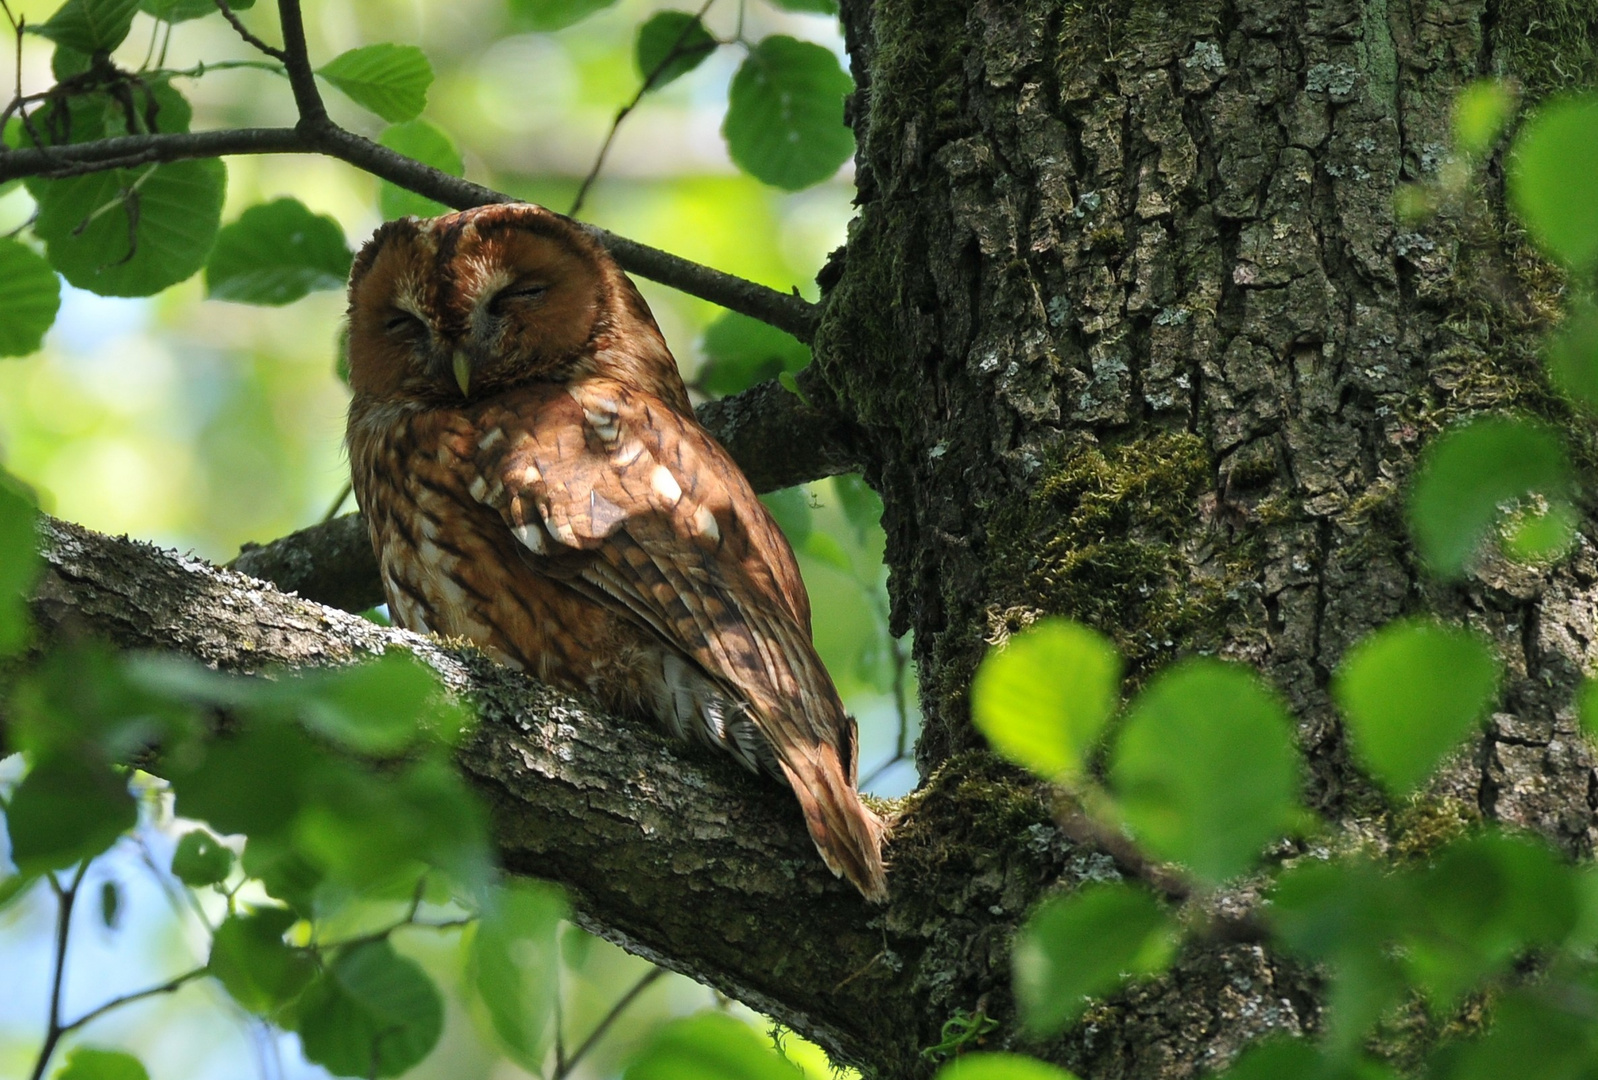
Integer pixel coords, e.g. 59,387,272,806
233,371,860,611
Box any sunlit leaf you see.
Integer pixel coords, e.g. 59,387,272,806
698,311,811,396
971,618,1120,783
206,198,353,305
1407,416,1571,579
28,0,139,53
1110,659,1299,883
295,939,444,1078
378,120,463,220
54,1047,150,1080
5,754,136,874
28,158,227,297
171,828,234,886
0,239,61,357
724,36,854,190
506,0,618,31
0,473,41,655
636,12,716,90
318,44,433,123
1333,619,1499,795
934,1053,1080,1080
1453,79,1516,158
209,906,315,1016
624,1012,801,1080
1509,92,1598,268
1013,883,1175,1035
140,0,256,21
468,879,567,1067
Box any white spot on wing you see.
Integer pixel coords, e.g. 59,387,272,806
650,465,683,503
692,504,720,541
467,476,489,502
478,428,505,451
512,521,548,554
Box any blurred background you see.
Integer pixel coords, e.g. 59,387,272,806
0,0,919,1075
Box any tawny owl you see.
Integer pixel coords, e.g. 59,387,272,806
344,202,888,902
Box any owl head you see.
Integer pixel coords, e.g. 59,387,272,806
345,203,689,411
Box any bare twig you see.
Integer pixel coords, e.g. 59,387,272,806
322,482,353,524
215,0,286,61
272,0,325,123
569,0,718,217
60,966,211,1035
553,967,667,1080
29,863,90,1080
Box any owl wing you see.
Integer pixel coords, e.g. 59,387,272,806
466,378,887,900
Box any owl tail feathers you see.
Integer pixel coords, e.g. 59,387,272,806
778,749,890,904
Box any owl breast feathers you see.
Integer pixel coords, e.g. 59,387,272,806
344,202,888,902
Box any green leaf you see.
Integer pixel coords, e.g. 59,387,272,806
1109,658,1299,884
761,486,812,545
832,474,882,539
468,880,567,1067
803,530,852,573
171,828,234,886
206,198,353,306
0,239,61,357
241,837,323,916
1333,619,1500,795
295,939,444,1078
1502,501,1578,563
100,878,122,928
378,120,463,220
506,0,618,32
318,44,433,123
1453,79,1516,158
1406,416,1571,579
1013,883,1175,1036
724,36,855,191
971,618,1120,783
0,473,41,655
1269,859,1411,1049
209,907,315,1016
624,1012,802,1080
54,1047,150,1080
168,720,317,840
1544,306,1598,412
1405,833,1578,1006
933,1054,1080,1080
766,0,839,12
1444,988,1595,1080
636,12,717,90
28,0,140,53
5,754,136,874
1509,92,1598,269
28,158,227,297
698,311,811,396
1212,1040,1398,1080
10,643,201,760
297,651,471,754
140,0,256,22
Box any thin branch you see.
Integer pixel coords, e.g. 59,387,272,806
60,966,210,1035
215,0,286,61
552,967,667,1080
569,0,718,217
272,0,325,123
29,864,88,1080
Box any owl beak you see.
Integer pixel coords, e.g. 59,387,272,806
452,350,472,398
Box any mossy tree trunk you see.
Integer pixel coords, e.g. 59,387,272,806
806,0,1598,1074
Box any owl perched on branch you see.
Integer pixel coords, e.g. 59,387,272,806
344,203,888,902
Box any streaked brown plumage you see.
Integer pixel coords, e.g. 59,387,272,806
344,202,888,902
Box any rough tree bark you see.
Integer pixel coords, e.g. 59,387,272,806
20,1,1598,1078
